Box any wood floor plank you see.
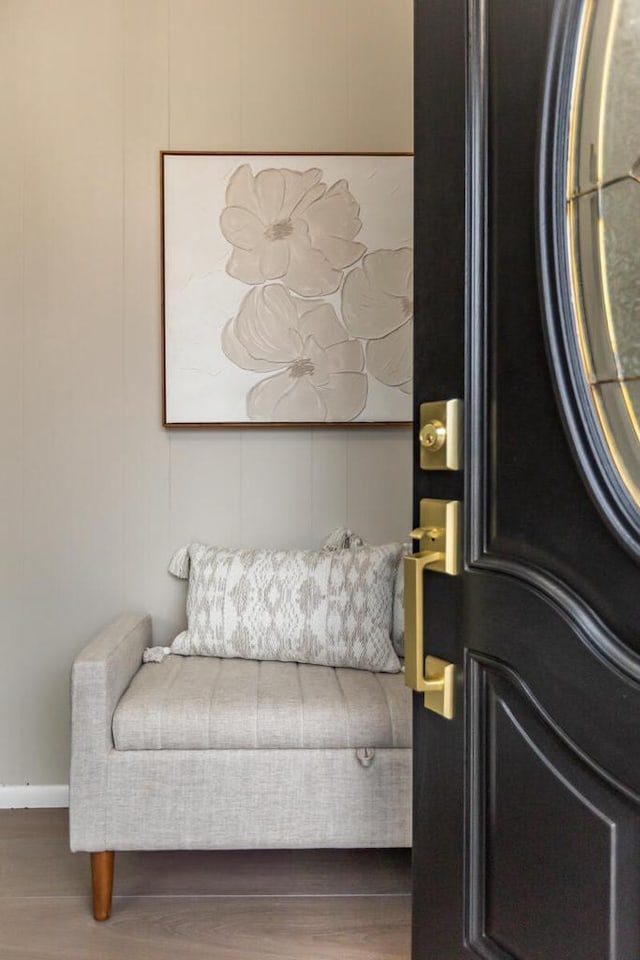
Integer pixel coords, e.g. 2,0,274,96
0,809,68,841
0,810,410,898
0,842,411,898
0,809,411,958
114,848,412,898
0,895,411,960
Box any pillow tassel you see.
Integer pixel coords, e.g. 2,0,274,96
168,544,191,579
321,527,367,551
143,646,171,664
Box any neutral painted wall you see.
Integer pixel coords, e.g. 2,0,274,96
0,0,413,785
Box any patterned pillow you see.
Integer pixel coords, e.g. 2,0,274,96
321,528,409,657
391,543,413,656
167,541,403,673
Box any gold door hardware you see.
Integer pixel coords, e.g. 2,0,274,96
409,498,461,575
423,656,455,721
404,498,461,718
419,399,463,471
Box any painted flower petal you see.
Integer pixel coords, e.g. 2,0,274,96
304,336,330,386
312,235,366,269
259,238,290,280
364,247,413,298
290,182,327,218
365,320,413,386
226,247,267,285
247,370,297,420
285,236,342,297
341,266,404,339
283,168,324,218
295,300,346,348
254,168,286,224
341,248,413,339
304,179,363,248
220,206,265,251
247,370,326,421
274,375,327,421
221,318,284,372
225,164,260,218
234,285,302,363
316,372,368,421
325,339,365,374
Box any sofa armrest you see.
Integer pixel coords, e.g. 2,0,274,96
72,613,150,747
69,613,150,851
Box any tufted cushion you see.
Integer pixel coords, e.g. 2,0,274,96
168,541,403,672
112,655,412,751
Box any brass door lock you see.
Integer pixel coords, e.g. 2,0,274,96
419,419,446,452
419,399,463,470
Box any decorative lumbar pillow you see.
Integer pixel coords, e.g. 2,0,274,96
390,549,410,657
321,527,409,657
164,541,403,672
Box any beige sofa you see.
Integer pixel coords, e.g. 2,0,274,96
69,612,412,919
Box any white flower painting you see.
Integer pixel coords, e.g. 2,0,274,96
163,153,413,425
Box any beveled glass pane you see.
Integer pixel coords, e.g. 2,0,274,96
568,0,640,508
600,178,640,378
569,0,614,196
593,381,640,501
569,192,616,383
601,0,640,184
569,0,640,197
623,379,640,432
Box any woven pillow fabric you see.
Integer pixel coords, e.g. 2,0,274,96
169,542,402,673
320,528,409,657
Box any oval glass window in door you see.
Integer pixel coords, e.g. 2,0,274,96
567,0,640,506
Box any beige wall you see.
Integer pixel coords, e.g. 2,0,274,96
0,0,413,785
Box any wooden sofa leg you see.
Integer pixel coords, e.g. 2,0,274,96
91,851,115,920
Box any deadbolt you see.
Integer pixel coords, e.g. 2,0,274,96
419,419,446,452
419,399,463,470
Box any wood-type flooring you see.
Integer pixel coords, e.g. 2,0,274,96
0,809,411,959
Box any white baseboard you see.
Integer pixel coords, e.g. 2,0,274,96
0,785,69,809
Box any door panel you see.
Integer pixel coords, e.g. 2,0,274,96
468,655,640,960
412,0,640,957
467,574,640,794
485,0,640,647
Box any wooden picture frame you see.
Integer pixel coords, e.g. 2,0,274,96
161,151,413,427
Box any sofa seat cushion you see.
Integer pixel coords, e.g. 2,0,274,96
112,655,411,751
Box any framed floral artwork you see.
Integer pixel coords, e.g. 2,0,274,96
161,152,413,426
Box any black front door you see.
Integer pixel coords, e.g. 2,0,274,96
411,1,640,958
